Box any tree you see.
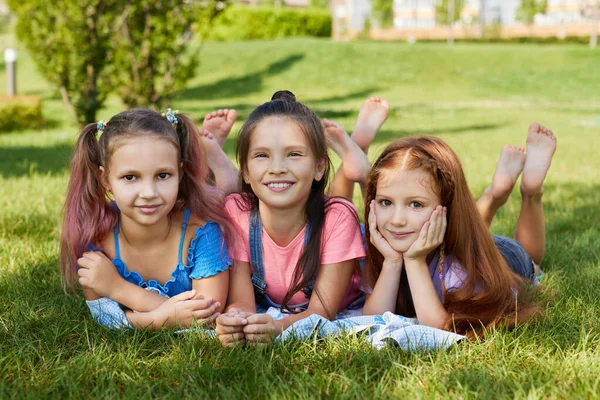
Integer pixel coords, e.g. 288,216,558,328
516,0,547,25
110,1,224,109
7,0,118,126
435,0,465,25
371,0,394,28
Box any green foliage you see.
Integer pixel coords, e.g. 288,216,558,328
111,1,225,109
0,96,45,132
7,0,117,126
207,6,331,41
371,0,394,28
310,0,330,10
436,0,466,25
517,0,548,24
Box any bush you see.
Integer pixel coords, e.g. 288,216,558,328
0,96,45,133
207,6,331,41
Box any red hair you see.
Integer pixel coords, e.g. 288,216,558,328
364,136,538,339
60,109,234,292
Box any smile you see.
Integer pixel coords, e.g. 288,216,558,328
388,231,413,239
136,205,162,214
266,182,293,192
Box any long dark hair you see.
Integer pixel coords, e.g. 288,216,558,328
235,91,354,314
364,137,539,339
60,108,234,292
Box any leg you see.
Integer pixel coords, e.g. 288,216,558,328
351,96,390,153
476,145,525,227
202,109,238,148
323,119,370,201
199,128,239,195
514,122,556,267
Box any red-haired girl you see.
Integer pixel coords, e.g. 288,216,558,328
60,108,234,330
362,123,556,338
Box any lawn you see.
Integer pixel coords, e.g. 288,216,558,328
1,35,600,398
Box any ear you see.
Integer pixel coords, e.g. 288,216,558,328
314,157,327,182
98,166,111,192
241,166,251,184
179,161,184,182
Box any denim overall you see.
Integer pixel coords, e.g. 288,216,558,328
249,209,314,313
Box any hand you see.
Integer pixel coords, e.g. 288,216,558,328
215,308,251,347
404,206,447,263
151,290,221,329
368,201,403,266
242,314,280,346
77,251,122,298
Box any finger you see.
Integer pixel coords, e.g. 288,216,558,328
438,207,448,243
77,268,89,278
218,332,246,346
245,314,272,325
245,333,274,344
171,289,197,301
217,314,248,327
242,323,269,335
77,276,90,287
77,257,91,269
190,302,221,319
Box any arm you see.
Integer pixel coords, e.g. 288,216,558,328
192,269,229,313
362,201,405,315
403,206,449,330
215,260,255,346
362,259,403,315
78,251,167,311
242,258,357,345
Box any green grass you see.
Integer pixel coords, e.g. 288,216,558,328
1,35,599,398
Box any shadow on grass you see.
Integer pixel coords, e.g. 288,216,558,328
180,53,305,101
0,143,72,178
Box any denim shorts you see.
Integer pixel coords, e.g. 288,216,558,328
493,235,535,281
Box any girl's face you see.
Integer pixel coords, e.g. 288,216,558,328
101,136,181,227
244,116,325,212
374,167,442,253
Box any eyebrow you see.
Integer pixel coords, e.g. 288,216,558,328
250,145,309,152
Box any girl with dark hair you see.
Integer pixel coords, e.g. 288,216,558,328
362,123,556,339
215,91,366,346
60,108,234,330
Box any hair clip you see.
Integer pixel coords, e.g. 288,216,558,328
162,108,179,127
96,120,108,139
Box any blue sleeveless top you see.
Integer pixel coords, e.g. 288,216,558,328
106,209,231,296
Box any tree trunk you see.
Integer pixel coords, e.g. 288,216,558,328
447,0,455,45
591,0,598,49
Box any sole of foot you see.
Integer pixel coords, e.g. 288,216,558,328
521,122,557,197
202,109,237,148
351,96,390,152
491,144,526,202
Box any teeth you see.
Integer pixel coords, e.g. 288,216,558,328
268,183,291,189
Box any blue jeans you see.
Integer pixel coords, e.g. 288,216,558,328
493,235,535,280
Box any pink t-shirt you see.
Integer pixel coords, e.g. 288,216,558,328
224,194,366,310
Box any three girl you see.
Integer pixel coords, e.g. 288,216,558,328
362,123,556,338
60,109,233,330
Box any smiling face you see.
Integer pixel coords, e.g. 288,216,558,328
243,116,325,212
101,136,181,227
374,167,442,253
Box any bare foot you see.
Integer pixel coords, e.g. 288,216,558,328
490,145,526,202
521,122,557,197
202,109,237,148
199,128,239,194
323,118,370,184
351,96,390,152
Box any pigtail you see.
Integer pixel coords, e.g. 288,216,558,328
59,124,117,293
174,113,236,252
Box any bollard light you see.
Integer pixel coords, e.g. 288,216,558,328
4,48,17,96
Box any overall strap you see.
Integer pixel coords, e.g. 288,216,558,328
249,209,267,293
178,209,191,265
113,224,121,259
301,223,315,299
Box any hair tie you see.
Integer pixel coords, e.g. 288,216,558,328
162,108,179,127
96,120,108,139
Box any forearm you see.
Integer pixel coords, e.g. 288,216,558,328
124,309,163,331
109,280,167,312
362,259,403,315
273,306,328,332
226,300,256,314
404,258,449,329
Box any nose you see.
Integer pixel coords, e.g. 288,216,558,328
139,179,158,199
390,206,407,227
268,155,287,174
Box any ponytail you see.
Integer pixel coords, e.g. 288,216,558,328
59,123,117,293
